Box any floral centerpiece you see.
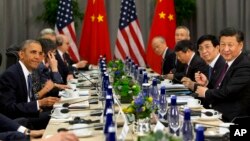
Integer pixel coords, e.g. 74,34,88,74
123,95,153,119
123,95,154,134
113,75,140,103
107,59,125,83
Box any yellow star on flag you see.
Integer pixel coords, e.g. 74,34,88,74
159,11,166,19
168,14,174,21
91,15,95,22
159,0,162,2
93,0,95,4
97,14,104,22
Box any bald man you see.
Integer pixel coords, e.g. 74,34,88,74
55,34,89,83
152,36,176,75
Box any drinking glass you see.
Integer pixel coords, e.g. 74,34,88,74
158,94,167,121
168,107,181,136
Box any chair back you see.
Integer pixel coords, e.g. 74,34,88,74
6,44,20,69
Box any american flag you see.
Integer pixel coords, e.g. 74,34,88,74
55,0,80,61
114,0,146,67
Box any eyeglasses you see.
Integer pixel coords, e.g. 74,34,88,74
198,46,212,52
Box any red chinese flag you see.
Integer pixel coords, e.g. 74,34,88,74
79,0,112,64
146,0,176,74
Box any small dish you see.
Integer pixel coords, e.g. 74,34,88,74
70,124,93,137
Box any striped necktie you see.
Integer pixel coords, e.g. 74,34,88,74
27,74,35,101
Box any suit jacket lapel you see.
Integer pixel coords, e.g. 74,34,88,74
16,63,28,100
221,53,244,86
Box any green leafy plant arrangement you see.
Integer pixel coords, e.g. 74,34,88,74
174,0,196,25
113,75,140,98
108,59,124,72
138,130,181,141
37,0,83,28
123,94,153,119
108,59,125,82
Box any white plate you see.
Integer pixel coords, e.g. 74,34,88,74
70,124,93,137
186,104,203,109
51,113,70,119
198,116,219,121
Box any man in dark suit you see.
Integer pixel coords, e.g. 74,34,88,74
164,26,191,83
0,113,78,141
182,35,226,89
195,27,250,122
0,40,60,129
171,40,208,82
0,113,28,140
55,34,90,83
181,35,226,108
151,36,175,75
0,113,46,140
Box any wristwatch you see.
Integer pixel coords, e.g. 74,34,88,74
25,129,30,136
34,93,39,100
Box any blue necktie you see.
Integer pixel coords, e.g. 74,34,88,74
28,74,34,101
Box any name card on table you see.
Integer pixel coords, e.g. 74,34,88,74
154,121,165,132
117,109,130,141
118,123,130,141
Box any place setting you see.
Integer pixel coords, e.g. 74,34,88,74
50,107,72,121
198,109,222,121
185,99,203,109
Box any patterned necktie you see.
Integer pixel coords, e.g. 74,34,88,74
63,53,68,66
32,70,42,94
185,65,189,75
208,66,213,80
27,74,35,101
215,63,228,89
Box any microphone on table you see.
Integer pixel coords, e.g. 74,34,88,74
68,117,100,125
60,107,102,114
62,98,93,108
75,71,100,93
201,111,214,117
77,71,107,102
57,123,104,132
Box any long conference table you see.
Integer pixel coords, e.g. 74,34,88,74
42,70,228,140
42,97,135,140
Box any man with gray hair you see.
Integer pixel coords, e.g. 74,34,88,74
151,36,175,75
175,26,190,43
40,28,57,43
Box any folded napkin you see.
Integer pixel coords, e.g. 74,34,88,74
193,118,225,127
78,89,89,96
